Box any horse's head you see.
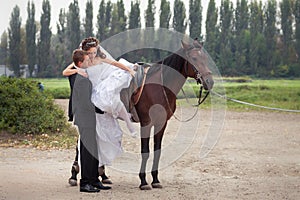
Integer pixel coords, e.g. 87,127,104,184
181,39,214,90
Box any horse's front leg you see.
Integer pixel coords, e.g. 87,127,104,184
139,125,151,190
151,123,167,189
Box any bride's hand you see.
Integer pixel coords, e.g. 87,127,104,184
129,70,136,77
77,69,88,78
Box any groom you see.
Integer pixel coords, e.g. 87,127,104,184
72,49,111,193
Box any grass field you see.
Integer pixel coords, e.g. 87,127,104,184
34,77,300,112
33,78,70,89
214,78,300,111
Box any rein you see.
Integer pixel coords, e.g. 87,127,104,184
181,85,210,107
160,59,209,123
182,59,210,107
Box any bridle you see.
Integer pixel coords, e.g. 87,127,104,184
183,48,210,106
160,47,211,122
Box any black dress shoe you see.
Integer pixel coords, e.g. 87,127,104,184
80,184,100,193
92,182,112,190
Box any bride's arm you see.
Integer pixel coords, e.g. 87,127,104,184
62,63,78,76
63,62,88,77
101,58,136,77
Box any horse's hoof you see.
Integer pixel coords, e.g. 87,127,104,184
139,184,152,190
151,183,163,189
68,178,77,186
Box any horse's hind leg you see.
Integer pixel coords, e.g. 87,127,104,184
139,126,151,190
151,123,167,188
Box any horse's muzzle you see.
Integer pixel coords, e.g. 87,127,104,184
203,76,214,90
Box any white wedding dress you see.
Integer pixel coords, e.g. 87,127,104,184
88,59,133,118
95,113,123,167
86,57,135,167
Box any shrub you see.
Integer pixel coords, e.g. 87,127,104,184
275,65,289,77
0,77,67,134
48,88,70,99
288,63,300,78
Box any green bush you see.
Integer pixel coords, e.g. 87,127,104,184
0,77,67,134
275,65,290,77
289,63,300,78
48,88,70,99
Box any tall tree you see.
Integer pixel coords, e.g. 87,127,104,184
0,31,8,66
105,2,113,25
235,0,249,31
110,3,120,35
173,0,187,33
219,0,234,75
249,0,265,75
117,0,127,31
295,0,300,63
26,1,36,77
20,27,27,66
159,0,171,29
110,0,126,35
57,9,67,43
189,0,202,39
292,0,300,76
126,1,141,63
104,1,113,39
205,0,219,60
280,0,294,64
54,8,70,73
158,0,171,58
97,0,106,40
264,0,277,76
234,0,249,75
129,0,141,29
144,0,156,61
145,0,155,28
8,6,22,77
84,0,94,38
66,0,81,53
37,0,51,77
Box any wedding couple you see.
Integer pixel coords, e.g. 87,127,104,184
64,37,138,193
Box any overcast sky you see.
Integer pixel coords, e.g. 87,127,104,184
0,0,270,36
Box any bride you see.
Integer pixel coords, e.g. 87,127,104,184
80,37,138,167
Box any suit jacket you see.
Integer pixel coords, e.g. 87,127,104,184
72,74,96,129
72,74,99,185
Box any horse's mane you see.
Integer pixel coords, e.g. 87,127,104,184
155,48,186,72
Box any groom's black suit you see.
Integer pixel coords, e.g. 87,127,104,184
72,74,100,191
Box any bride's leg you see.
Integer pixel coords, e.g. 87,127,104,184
118,106,137,137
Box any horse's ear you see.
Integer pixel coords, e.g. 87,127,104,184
181,40,190,50
193,39,203,49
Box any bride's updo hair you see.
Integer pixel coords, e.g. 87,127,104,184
80,37,106,59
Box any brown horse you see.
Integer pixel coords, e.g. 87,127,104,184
132,39,214,190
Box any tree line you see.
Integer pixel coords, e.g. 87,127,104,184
0,0,299,78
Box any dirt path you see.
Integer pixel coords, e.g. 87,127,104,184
0,100,299,199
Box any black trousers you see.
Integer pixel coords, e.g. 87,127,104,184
74,106,104,163
79,128,100,186
68,94,73,121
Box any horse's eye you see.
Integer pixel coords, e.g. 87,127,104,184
192,57,197,62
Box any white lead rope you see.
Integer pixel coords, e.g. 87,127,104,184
211,90,300,113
